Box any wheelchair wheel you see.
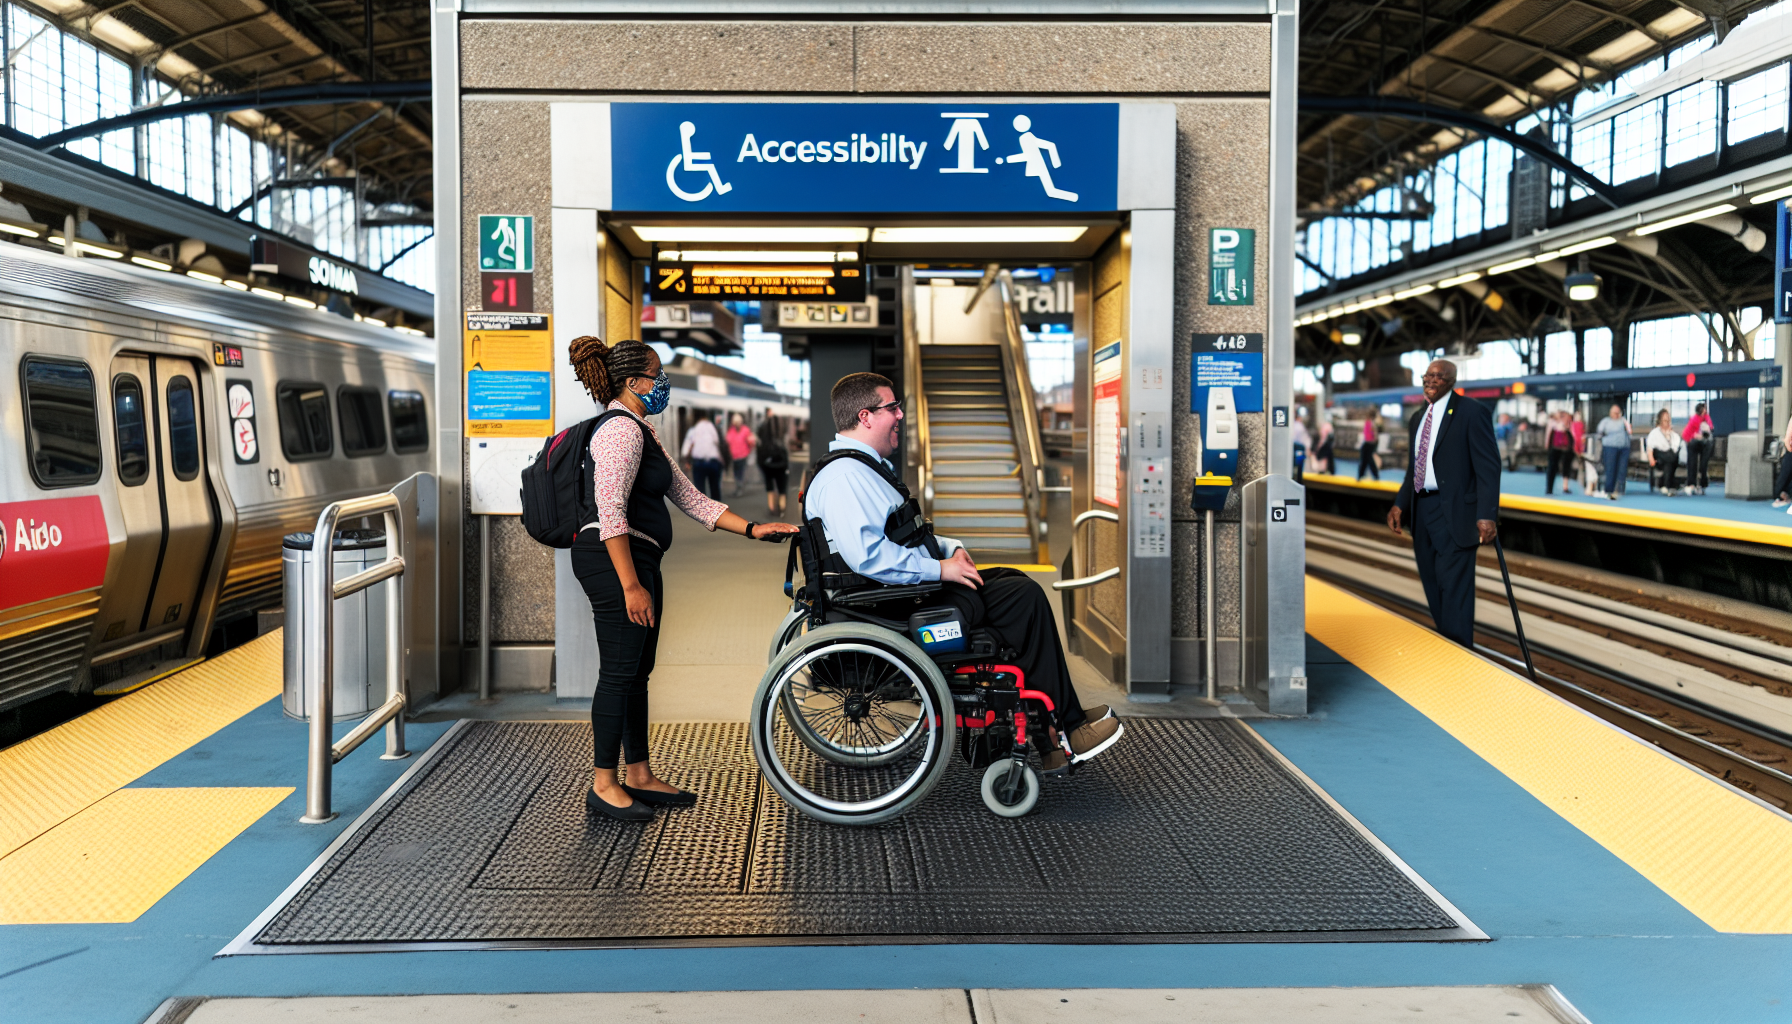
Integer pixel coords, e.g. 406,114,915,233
980,760,1040,818
752,623,955,826
767,605,808,664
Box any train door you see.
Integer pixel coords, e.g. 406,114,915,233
96,354,217,654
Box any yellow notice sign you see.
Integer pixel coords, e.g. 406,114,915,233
465,312,552,437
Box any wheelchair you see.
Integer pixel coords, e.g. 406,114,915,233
751,520,1088,826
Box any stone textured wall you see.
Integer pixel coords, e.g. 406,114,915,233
454,18,1275,668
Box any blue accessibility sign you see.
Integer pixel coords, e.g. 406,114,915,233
610,103,1120,213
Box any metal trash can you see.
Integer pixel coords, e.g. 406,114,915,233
282,529,388,721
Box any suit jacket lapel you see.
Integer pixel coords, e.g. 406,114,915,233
1432,395,1459,450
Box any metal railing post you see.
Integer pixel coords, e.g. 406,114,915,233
301,504,344,824
300,490,411,823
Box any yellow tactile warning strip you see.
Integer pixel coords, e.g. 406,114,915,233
1305,472,1792,549
1306,575,1792,933
0,787,290,924
0,630,284,859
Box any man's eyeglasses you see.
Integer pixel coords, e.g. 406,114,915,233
1420,372,1452,383
862,400,903,417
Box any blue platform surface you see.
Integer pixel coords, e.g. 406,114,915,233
1330,448,1792,530
3,648,1787,1024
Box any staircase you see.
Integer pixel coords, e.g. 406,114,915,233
920,343,1039,564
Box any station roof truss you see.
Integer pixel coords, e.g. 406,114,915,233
1297,0,1785,371
14,0,433,214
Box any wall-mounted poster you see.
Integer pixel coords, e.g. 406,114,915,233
1092,341,1121,508
464,312,553,438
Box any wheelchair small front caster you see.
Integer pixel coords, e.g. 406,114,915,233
980,759,1040,817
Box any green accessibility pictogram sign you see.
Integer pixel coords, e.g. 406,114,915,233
479,215,534,273
1208,227,1254,306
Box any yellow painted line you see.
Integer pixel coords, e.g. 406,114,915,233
1306,575,1792,933
0,630,284,859
1305,472,1792,549
0,787,291,924
976,563,1058,572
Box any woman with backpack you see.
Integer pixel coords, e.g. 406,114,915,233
568,337,798,821
756,413,790,515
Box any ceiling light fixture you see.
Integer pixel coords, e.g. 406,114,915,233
130,256,173,271
869,226,1088,244
1339,324,1363,346
284,295,317,308
661,249,854,263
1392,284,1436,300
224,279,250,291
1487,256,1537,275
186,270,222,283
1750,183,1792,205
0,220,43,238
1635,203,1737,236
1557,236,1617,256
251,287,284,300
362,316,388,327
1565,271,1602,301
1437,271,1482,287
633,226,871,243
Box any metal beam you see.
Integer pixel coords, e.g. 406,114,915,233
25,82,432,151
1298,95,1622,207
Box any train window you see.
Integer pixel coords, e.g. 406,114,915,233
166,376,201,481
21,356,102,488
112,374,150,486
388,390,428,453
338,386,387,457
276,381,333,460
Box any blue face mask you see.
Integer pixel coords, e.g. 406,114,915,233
636,372,671,415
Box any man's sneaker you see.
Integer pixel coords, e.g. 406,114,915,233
1068,717,1124,763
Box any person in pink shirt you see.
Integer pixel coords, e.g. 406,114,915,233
726,412,756,497
1680,401,1714,495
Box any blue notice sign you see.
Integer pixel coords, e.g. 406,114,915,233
611,103,1119,213
467,371,552,421
1191,333,1264,414
1777,202,1792,323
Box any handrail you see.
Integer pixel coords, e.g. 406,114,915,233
1053,509,1121,591
899,265,933,510
996,273,1048,562
300,491,409,824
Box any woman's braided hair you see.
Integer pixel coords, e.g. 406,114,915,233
569,336,655,405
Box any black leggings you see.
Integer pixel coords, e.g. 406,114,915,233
1545,447,1573,493
572,536,664,769
1357,441,1380,480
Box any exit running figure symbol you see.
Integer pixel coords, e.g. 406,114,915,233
667,121,734,202
940,112,1076,202
1005,115,1077,202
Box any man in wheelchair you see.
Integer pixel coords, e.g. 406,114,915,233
801,372,1123,773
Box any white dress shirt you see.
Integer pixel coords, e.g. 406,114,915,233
805,435,962,585
1415,390,1451,492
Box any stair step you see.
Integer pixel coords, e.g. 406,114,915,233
959,536,1037,552
934,513,1029,530
925,388,1005,398
929,410,1012,424
930,424,1014,441
933,460,1019,476
928,397,1008,409
933,495,1025,511
931,442,1017,458
933,477,1022,494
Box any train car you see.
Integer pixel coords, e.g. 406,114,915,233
657,359,809,462
0,243,434,712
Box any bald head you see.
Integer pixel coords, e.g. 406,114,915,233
1421,359,1458,403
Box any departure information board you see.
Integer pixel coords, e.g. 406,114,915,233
651,261,866,302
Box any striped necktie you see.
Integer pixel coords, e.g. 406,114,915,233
1415,404,1437,491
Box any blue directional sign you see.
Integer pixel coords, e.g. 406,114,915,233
1777,201,1792,323
610,103,1119,213
1191,333,1264,414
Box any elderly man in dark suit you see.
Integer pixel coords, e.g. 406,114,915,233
1386,359,1502,647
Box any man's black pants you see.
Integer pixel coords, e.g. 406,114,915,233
880,568,1086,731
1412,492,1477,647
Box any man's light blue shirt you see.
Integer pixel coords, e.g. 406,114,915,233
806,435,961,585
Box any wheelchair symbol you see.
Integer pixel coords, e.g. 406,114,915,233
666,121,733,203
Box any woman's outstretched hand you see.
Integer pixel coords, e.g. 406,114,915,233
751,522,800,542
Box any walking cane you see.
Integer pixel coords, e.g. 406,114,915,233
1491,532,1537,682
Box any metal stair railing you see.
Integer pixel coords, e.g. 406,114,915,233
299,489,412,824
995,272,1048,563
899,265,933,512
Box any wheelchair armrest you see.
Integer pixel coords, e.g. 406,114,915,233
825,574,944,607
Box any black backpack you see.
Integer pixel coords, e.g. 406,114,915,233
520,409,634,548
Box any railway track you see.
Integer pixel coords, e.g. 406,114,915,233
1306,511,1792,812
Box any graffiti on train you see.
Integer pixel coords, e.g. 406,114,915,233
1,496,110,609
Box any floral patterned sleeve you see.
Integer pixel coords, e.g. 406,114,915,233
654,428,727,530
590,412,644,542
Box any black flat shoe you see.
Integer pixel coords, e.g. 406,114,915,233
623,784,698,808
587,787,654,821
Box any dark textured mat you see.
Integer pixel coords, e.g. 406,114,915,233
251,719,1466,946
